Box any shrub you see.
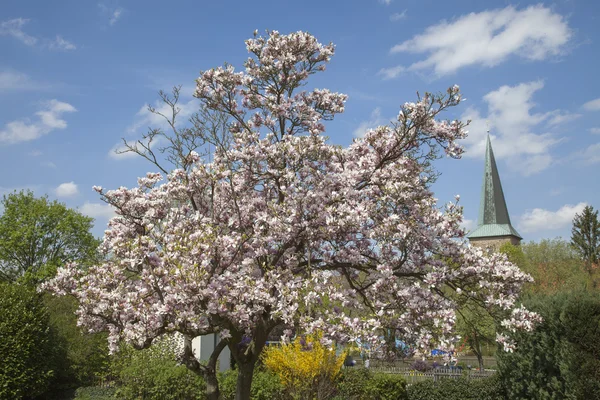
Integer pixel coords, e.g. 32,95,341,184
334,368,407,400
263,332,345,399
411,359,431,372
73,386,117,400
44,294,110,390
219,369,284,400
335,368,373,399
367,373,407,400
497,291,600,399
0,283,55,400
111,336,206,400
406,375,503,400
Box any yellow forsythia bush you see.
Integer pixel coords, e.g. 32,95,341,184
263,331,346,399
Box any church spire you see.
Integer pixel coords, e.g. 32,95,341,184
468,134,522,248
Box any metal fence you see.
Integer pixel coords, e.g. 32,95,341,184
366,366,496,384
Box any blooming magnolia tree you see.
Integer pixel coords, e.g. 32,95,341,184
46,31,539,400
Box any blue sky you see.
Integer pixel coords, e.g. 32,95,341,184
1,0,599,242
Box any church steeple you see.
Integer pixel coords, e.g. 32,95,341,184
468,134,522,248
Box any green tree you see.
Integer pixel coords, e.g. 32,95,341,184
501,240,590,295
44,294,110,390
0,283,55,400
571,205,600,274
0,190,100,284
497,291,600,399
455,300,496,370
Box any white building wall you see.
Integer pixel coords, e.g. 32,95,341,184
192,333,231,372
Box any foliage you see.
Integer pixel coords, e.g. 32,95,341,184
0,282,54,400
497,291,600,399
219,369,285,400
571,205,600,271
111,337,206,400
334,368,373,399
46,30,538,399
73,386,118,400
44,294,110,389
334,368,407,400
263,332,345,399
501,240,591,294
0,190,100,284
367,373,407,400
411,359,432,372
406,375,504,400
455,297,496,369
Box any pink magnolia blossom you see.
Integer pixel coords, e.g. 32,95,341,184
45,31,538,369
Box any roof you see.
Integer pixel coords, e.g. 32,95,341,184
467,134,522,241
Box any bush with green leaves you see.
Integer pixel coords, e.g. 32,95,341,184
0,283,55,400
497,290,600,399
111,336,206,400
406,375,503,400
44,294,110,390
218,368,284,400
73,386,118,400
334,368,407,400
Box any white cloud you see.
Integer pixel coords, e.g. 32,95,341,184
127,97,197,135
0,18,37,46
461,81,564,175
577,143,600,165
461,218,475,232
0,100,76,144
42,161,57,168
583,98,600,111
80,202,116,220
108,141,143,159
55,182,79,197
0,70,35,92
519,202,587,233
546,111,581,126
353,108,388,137
99,4,125,26
379,0,392,5
390,10,407,21
109,8,124,25
110,95,196,160
385,5,571,77
28,149,42,156
48,35,76,51
590,128,600,135
378,65,405,80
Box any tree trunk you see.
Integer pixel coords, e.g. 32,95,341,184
476,351,484,371
204,370,220,400
181,335,226,400
235,361,256,400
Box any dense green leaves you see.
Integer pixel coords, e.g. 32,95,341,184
406,375,504,400
0,190,100,284
111,337,206,400
0,283,55,400
500,240,591,294
497,291,600,399
44,294,110,390
571,205,600,270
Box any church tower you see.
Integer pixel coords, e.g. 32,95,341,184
468,134,522,250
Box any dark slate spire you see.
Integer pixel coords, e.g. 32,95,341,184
468,134,522,240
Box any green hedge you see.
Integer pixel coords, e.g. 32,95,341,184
406,375,504,400
73,386,117,400
0,283,55,400
334,368,407,400
111,338,206,400
497,291,600,399
218,369,285,400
